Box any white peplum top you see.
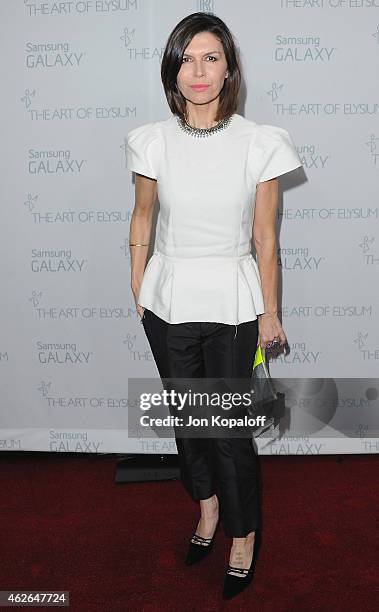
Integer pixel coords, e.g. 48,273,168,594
126,112,303,325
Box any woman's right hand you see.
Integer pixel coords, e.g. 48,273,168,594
136,304,145,319
131,285,145,320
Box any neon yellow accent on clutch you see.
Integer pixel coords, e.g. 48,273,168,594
253,345,264,369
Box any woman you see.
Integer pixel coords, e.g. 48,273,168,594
126,12,303,600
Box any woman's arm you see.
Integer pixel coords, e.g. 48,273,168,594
129,173,157,306
252,178,286,348
252,178,278,314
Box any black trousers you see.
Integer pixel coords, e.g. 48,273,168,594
141,307,261,538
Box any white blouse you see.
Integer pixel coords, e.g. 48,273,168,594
126,112,303,325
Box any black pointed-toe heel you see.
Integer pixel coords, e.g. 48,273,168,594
185,520,219,566
222,554,254,600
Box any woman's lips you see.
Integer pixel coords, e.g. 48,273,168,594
190,85,209,91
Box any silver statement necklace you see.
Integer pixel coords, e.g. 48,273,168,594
177,114,233,138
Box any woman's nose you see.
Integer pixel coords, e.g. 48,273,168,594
193,62,205,77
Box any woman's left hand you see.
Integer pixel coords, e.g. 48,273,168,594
257,313,286,350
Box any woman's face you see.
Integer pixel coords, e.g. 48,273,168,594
176,31,228,109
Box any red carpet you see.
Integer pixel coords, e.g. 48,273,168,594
0,452,378,611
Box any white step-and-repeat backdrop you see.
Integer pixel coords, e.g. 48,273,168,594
1,1,378,455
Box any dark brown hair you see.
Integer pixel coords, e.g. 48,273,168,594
161,12,241,123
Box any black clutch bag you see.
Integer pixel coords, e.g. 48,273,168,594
247,345,285,437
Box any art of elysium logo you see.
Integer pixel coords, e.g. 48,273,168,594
267,81,379,117
28,290,135,320
280,304,373,319
20,88,134,120
358,235,378,265
282,206,378,221
24,0,138,16
354,332,379,362
23,193,131,224
120,26,164,59
366,134,379,165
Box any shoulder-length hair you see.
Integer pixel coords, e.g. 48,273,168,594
161,12,241,123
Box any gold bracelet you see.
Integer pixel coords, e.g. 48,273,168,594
129,243,149,247
264,310,278,314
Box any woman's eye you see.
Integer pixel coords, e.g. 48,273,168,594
181,56,218,63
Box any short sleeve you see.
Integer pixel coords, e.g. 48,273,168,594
126,122,161,179
255,124,302,183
